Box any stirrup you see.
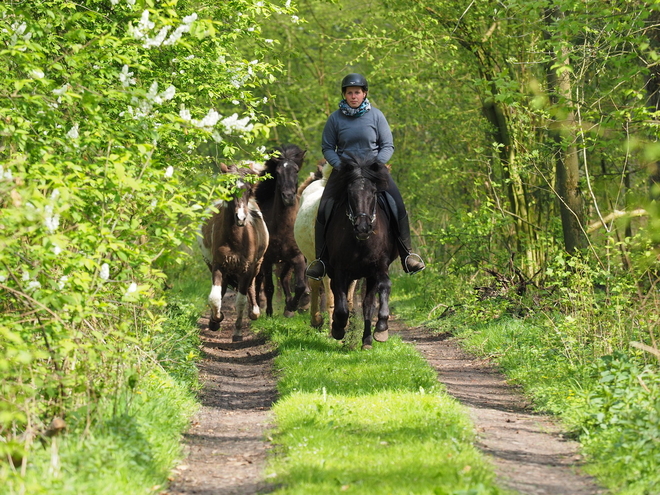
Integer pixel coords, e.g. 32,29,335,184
403,253,425,274
305,259,327,281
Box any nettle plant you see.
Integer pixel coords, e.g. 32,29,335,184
0,0,295,464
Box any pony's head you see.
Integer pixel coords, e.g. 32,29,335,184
220,162,259,227
333,154,389,241
260,144,306,207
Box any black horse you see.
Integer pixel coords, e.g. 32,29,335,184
324,154,398,349
255,144,309,317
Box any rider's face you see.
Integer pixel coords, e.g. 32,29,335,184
343,86,366,109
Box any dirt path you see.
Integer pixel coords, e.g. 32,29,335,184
166,293,278,495
165,303,604,495
396,323,604,495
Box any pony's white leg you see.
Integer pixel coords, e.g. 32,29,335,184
208,284,223,331
234,292,247,342
247,279,261,320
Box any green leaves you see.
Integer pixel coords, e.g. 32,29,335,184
0,0,288,487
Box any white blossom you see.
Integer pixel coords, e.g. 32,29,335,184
291,15,299,23
44,205,60,233
0,165,12,180
126,282,138,294
150,199,158,207
179,107,192,121
99,263,110,281
264,39,274,43
185,54,195,60
195,108,221,129
110,0,120,5
129,10,154,40
51,189,60,201
22,271,30,281
52,245,62,255
30,69,45,79
163,23,190,46
67,123,79,139
182,13,198,24
119,65,136,87
143,26,171,48
58,275,68,290
53,84,68,96
127,0,136,6
164,166,174,178
160,85,176,101
0,272,6,282
27,281,41,291
222,113,253,134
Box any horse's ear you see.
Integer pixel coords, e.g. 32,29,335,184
220,163,229,173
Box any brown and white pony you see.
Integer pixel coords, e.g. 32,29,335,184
255,144,308,317
198,163,269,342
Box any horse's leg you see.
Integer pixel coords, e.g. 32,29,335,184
247,276,261,321
323,276,334,328
234,290,247,342
361,277,379,349
262,262,275,317
207,266,224,331
347,279,358,314
373,273,392,343
309,278,323,328
286,254,308,315
279,262,295,318
330,276,350,340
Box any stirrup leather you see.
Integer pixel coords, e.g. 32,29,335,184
305,259,327,281
403,253,425,274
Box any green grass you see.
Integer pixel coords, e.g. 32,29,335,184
1,260,204,495
1,367,197,495
255,313,509,494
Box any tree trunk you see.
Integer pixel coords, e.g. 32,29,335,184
545,8,587,254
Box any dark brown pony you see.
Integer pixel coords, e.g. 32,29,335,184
324,154,398,349
255,144,308,317
198,163,269,342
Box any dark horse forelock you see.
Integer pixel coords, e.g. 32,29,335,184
326,154,390,202
255,144,305,205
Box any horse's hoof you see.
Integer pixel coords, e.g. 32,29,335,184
331,328,345,340
311,316,324,329
362,343,373,350
374,330,389,342
208,319,221,331
232,334,243,342
283,310,295,318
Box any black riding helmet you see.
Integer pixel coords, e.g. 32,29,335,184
341,73,368,92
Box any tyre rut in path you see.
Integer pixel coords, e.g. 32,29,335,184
166,292,278,495
396,321,604,495
166,302,604,495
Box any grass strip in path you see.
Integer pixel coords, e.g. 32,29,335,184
255,315,508,495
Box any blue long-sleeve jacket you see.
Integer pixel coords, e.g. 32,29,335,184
321,107,394,168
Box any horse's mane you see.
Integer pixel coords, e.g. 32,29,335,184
325,154,390,202
255,144,305,203
296,160,326,198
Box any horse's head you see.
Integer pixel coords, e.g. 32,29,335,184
339,155,389,241
221,163,257,227
267,145,306,207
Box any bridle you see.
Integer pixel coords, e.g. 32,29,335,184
346,190,378,236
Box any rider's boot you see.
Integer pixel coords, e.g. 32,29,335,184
397,212,425,274
305,219,328,280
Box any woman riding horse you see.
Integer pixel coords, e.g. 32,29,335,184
305,73,425,280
